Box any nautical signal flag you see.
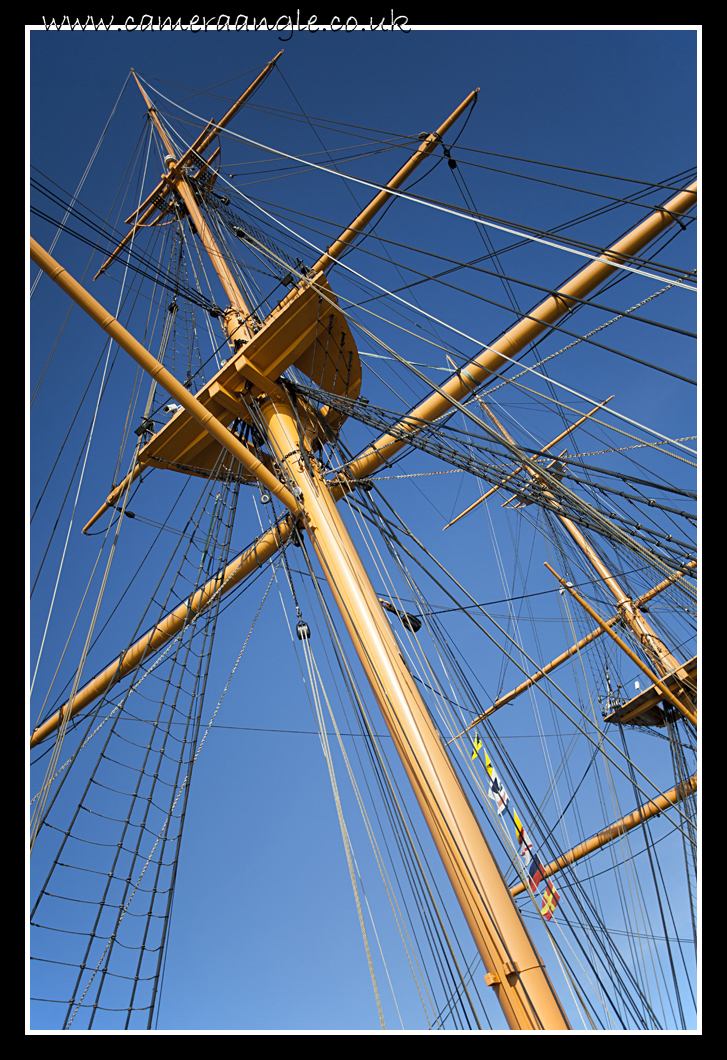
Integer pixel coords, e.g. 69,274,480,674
468,742,560,921
484,751,509,815
541,880,560,921
514,811,533,868
527,854,545,894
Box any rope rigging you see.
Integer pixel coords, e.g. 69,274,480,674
280,509,491,1030
31,459,251,1029
325,446,690,1030
31,58,696,1032
286,378,696,579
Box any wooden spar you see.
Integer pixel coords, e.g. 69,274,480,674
30,238,301,517
265,88,480,324
442,396,614,530
446,559,697,744
545,563,697,726
93,51,284,281
257,388,571,1030
306,90,480,277
509,774,697,897
181,51,284,159
343,181,697,484
29,515,294,749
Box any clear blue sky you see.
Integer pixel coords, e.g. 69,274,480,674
29,26,698,1032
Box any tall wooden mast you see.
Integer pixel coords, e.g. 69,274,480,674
30,63,573,1030
30,58,696,1028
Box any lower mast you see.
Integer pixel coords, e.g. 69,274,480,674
30,57,696,1027
31,235,571,1030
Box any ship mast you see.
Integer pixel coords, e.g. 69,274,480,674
30,61,573,1030
30,58,696,1029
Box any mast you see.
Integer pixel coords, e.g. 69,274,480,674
30,69,571,1030
30,53,696,1030
48,178,698,745
256,388,571,1030
473,404,696,723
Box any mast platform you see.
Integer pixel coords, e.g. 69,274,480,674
133,274,360,479
603,655,697,727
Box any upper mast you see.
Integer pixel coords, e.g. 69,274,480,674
30,54,696,1030
30,61,573,1029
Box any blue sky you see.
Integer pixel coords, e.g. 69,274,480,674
29,26,698,1032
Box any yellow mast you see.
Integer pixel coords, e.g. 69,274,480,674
441,392,697,727
30,68,574,1029
29,60,697,1029
484,404,694,685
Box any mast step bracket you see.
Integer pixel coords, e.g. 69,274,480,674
484,961,520,988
